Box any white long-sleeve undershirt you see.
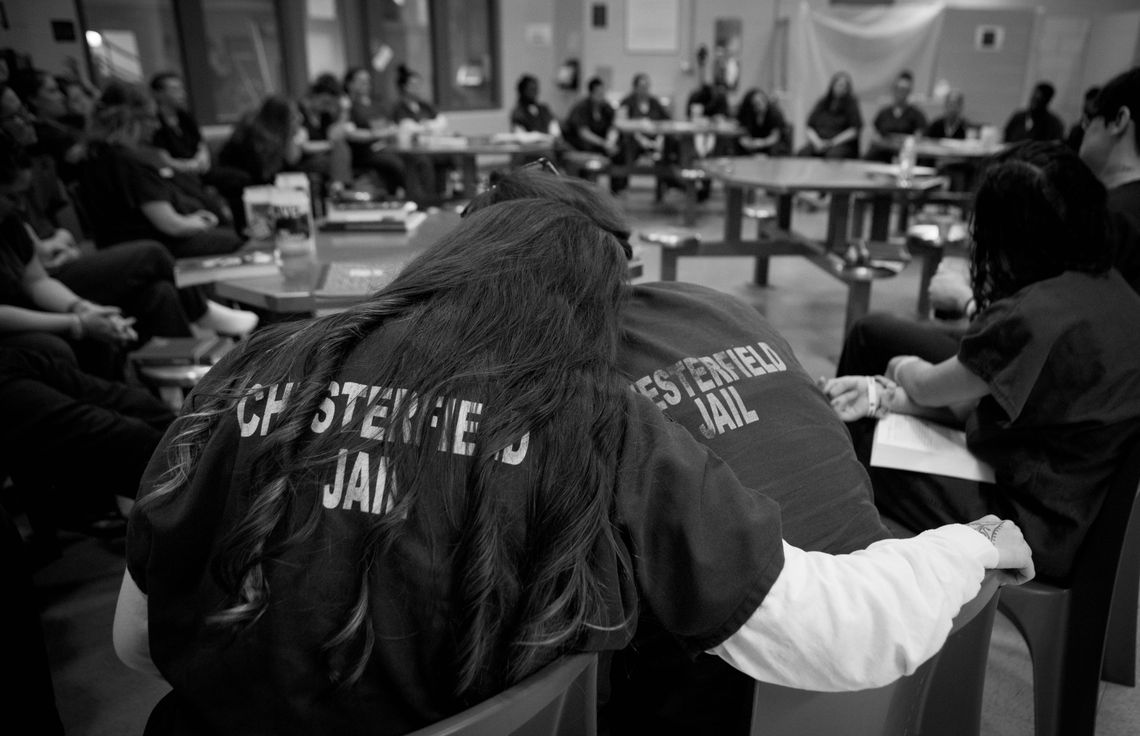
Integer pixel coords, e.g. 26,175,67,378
710,524,997,692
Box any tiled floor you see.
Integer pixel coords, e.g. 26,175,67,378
29,178,1140,734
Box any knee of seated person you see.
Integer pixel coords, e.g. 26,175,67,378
1,332,79,367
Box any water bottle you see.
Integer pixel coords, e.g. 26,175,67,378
898,135,917,184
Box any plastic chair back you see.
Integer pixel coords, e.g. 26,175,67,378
996,437,1140,736
406,653,598,736
749,571,1002,736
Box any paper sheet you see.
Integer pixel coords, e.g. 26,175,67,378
871,413,995,483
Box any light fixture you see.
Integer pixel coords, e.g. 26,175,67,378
85,30,103,48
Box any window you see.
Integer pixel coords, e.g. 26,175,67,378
82,0,183,84
81,0,294,125
201,0,286,122
429,0,499,111
355,0,500,113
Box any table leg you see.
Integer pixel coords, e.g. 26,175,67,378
869,195,893,242
916,248,943,319
826,192,852,254
679,137,697,226
845,280,872,337
776,193,793,230
460,155,479,199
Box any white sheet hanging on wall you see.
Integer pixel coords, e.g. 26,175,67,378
788,1,945,152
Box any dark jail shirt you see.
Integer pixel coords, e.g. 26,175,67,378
152,109,204,162
958,269,1140,580
127,321,786,735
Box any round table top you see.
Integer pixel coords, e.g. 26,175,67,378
701,156,944,193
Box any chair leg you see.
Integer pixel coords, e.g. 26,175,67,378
1102,520,1140,685
1000,593,1103,736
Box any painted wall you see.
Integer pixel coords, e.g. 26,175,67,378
0,0,89,80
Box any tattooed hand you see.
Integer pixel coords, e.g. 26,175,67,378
968,514,1035,584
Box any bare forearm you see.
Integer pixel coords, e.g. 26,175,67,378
0,304,77,335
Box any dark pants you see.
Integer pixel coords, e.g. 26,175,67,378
349,143,407,197
0,506,65,736
836,312,962,378
0,335,174,521
164,227,245,259
798,140,860,160
53,240,204,341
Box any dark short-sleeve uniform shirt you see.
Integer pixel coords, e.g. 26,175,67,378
563,99,614,152
0,214,34,306
958,270,1140,580
619,94,670,122
127,321,785,735
873,103,927,137
1108,181,1140,294
807,96,863,140
152,109,204,162
1003,109,1065,143
926,116,971,140
77,142,176,248
621,282,888,554
509,102,555,133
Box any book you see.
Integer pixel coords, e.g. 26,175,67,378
174,250,279,288
313,262,393,301
321,200,423,232
870,413,996,483
128,335,231,367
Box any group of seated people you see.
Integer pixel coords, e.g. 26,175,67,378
4,36,1140,733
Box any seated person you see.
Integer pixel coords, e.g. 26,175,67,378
464,168,895,733
615,73,671,167
58,76,93,133
562,77,621,188
9,69,84,182
865,70,927,163
508,74,562,168
1004,81,1065,143
686,76,733,161
342,66,405,198
736,88,791,156
114,196,1032,735
1067,85,1101,152
0,141,175,534
392,64,455,204
149,72,209,176
800,71,862,160
825,142,1140,584
75,82,243,259
926,89,972,139
509,74,560,138
297,73,352,190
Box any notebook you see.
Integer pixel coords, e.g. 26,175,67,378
870,413,995,483
313,262,393,301
174,250,278,288
128,335,231,367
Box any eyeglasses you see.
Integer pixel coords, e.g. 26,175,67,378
461,156,561,217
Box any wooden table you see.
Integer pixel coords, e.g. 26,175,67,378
205,210,644,315
679,157,945,333
212,212,459,313
613,119,742,225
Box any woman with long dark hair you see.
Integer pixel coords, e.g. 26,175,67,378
800,71,862,159
736,88,791,156
114,198,1033,735
218,95,304,186
824,141,1140,582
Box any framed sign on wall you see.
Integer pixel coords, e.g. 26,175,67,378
626,0,679,53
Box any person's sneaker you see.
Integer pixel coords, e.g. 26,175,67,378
197,301,259,338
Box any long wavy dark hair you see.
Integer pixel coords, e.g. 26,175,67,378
143,198,633,701
464,168,632,260
970,141,1111,310
227,95,298,181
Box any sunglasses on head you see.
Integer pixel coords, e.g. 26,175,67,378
460,157,562,217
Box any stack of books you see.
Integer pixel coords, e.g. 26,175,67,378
321,197,423,233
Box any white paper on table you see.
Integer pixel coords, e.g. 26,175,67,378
870,413,995,483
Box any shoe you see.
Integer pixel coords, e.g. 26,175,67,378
196,301,259,338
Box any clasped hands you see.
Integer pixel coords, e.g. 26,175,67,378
74,301,138,345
